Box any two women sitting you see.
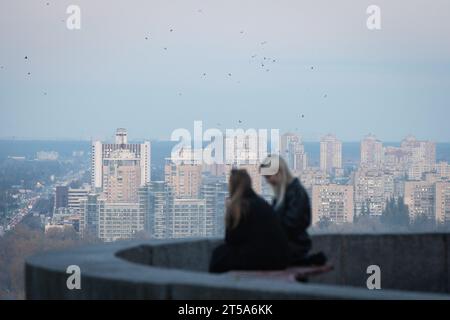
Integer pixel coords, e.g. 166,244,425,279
210,155,325,273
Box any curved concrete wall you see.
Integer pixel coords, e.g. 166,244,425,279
25,234,450,300
310,233,450,293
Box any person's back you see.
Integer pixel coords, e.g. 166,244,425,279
209,170,289,273
260,155,327,267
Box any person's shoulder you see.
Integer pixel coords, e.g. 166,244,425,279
289,178,308,196
288,177,302,192
253,195,274,214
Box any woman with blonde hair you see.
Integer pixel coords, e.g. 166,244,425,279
209,169,289,273
260,155,323,266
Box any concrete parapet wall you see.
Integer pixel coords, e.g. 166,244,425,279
25,234,450,299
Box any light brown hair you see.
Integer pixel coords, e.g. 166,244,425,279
226,169,252,229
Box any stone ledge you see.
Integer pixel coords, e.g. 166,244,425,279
25,235,450,300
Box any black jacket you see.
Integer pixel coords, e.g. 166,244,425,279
209,190,289,273
273,178,312,261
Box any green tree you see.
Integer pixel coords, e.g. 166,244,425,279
381,197,410,229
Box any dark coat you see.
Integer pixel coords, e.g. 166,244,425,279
273,178,312,264
209,190,290,273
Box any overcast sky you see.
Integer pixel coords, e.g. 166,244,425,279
0,0,449,142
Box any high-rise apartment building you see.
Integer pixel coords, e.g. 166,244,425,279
168,198,207,238
54,186,69,210
281,133,308,173
201,175,228,237
404,181,436,221
404,179,450,224
91,128,151,191
165,158,203,199
401,136,436,180
146,181,170,239
353,169,393,216
312,184,354,225
435,182,450,224
401,136,436,166
320,134,342,175
67,187,89,212
299,168,330,196
81,129,151,242
361,134,383,168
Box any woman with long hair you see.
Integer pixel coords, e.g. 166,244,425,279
260,155,321,266
209,169,289,273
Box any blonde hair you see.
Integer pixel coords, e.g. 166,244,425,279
260,155,294,209
225,169,252,229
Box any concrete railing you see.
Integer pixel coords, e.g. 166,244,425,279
25,234,450,299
